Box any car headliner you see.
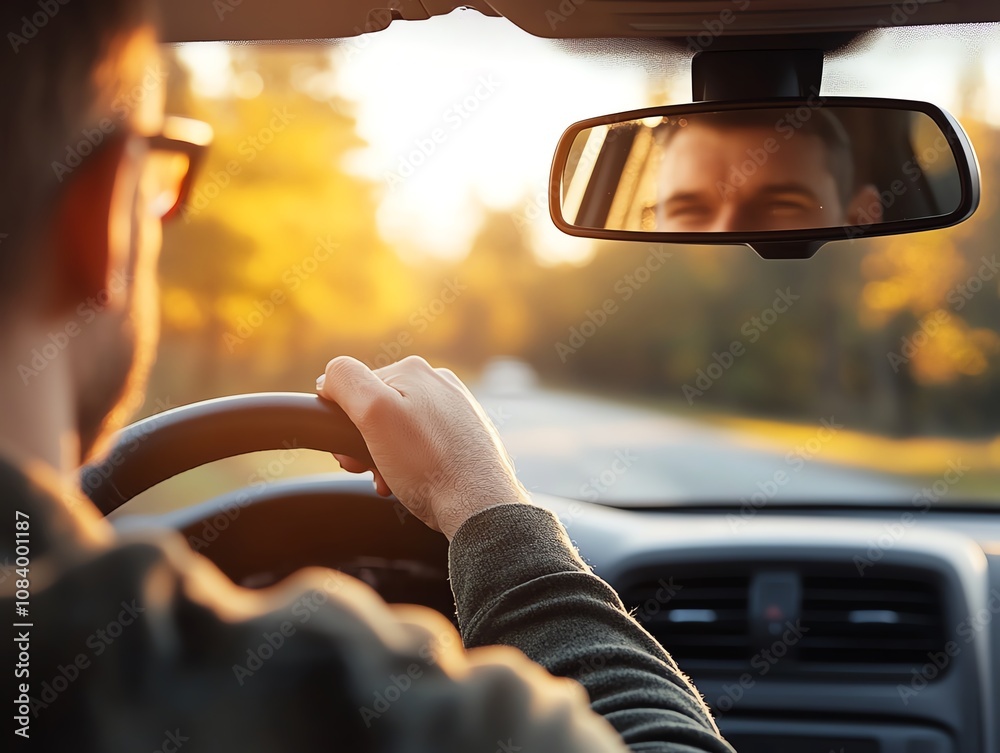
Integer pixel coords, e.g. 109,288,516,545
160,0,1000,46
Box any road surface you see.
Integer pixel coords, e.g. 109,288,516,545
474,386,916,505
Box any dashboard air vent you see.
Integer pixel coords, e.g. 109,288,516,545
621,564,948,678
798,571,947,672
624,572,751,671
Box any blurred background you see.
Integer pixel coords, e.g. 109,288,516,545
128,13,1000,511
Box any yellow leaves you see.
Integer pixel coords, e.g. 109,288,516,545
160,287,205,331
858,230,1000,385
713,412,997,479
859,234,966,325
861,278,910,320
909,314,1000,384
214,294,252,324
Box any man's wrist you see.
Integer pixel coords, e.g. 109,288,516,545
435,474,532,541
439,495,528,541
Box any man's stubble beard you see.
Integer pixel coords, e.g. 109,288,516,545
75,275,160,465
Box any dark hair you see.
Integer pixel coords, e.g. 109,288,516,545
654,107,856,206
0,0,155,297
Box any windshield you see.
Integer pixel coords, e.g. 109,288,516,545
133,15,1000,511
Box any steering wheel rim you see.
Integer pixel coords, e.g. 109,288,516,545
81,392,373,516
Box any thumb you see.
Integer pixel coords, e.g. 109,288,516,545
317,356,399,429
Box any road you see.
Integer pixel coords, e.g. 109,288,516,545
474,386,916,505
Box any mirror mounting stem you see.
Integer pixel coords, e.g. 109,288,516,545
691,49,824,101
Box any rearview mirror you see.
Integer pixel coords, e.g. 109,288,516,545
549,98,980,259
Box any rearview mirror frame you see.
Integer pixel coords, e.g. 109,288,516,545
548,97,981,260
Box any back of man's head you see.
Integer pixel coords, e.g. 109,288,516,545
0,0,155,306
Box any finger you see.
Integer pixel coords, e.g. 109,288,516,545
372,470,393,497
434,367,495,426
435,367,466,390
371,356,438,398
333,453,369,474
318,356,400,425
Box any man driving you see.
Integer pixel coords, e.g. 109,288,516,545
0,1,733,751
652,109,883,232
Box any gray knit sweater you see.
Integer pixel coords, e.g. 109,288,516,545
1,459,735,752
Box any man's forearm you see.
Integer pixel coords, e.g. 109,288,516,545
449,504,735,753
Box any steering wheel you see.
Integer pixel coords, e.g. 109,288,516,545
81,393,453,614
81,392,373,513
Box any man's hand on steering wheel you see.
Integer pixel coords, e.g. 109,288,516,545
317,355,531,540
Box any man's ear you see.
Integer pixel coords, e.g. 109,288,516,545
48,136,130,317
845,183,884,227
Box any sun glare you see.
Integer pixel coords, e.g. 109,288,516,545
175,42,234,99
329,12,650,264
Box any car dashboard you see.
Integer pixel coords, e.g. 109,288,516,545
547,495,999,753
114,477,1000,753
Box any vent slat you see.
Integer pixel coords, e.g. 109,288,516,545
801,611,938,627
803,588,937,605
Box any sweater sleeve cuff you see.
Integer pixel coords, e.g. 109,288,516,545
448,503,591,632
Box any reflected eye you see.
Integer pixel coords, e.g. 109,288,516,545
758,194,817,217
665,203,712,219
767,199,812,215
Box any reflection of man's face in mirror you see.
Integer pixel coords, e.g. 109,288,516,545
654,115,882,233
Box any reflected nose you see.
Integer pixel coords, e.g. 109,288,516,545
708,204,741,233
